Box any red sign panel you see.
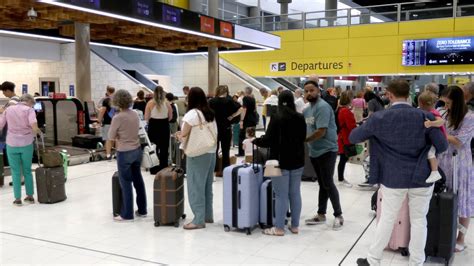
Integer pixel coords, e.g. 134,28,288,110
200,16,215,34
220,21,233,38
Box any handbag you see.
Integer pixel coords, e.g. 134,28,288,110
138,117,159,169
262,127,282,177
142,144,159,169
264,159,282,177
183,110,217,157
348,142,368,165
36,134,63,168
343,144,358,157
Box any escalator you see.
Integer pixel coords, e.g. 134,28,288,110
273,77,300,91
205,55,271,91
91,46,155,92
215,56,301,92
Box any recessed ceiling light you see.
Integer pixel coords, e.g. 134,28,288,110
447,3,452,6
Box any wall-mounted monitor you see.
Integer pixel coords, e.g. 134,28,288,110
200,16,215,34
162,5,181,26
220,21,233,38
71,0,100,8
402,37,473,66
133,0,152,17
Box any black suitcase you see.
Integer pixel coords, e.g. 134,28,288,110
0,153,4,187
153,167,186,227
112,172,122,217
425,152,459,265
302,145,317,182
35,166,67,204
259,179,275,228
72,134,102,149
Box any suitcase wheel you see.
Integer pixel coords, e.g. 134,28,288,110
259,223,265,229
154,221,160,227
181,214,186,220
400,248,409,257
224,225,230,232
246,228,251,235
174,222,180,228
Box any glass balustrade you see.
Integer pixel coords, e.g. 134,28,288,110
227,1,474,31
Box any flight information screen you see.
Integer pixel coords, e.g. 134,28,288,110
162,5,181,26
133,0,152,18
402,39,427,66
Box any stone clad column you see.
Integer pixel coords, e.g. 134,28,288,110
189,0,202,13
207,0,219,97
75,22,91,101
325,0,337,26
278,0,291,30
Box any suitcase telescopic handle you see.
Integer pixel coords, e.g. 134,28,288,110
35,133,45,168
251,143,260,173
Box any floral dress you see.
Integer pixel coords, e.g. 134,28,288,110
438,111,474,218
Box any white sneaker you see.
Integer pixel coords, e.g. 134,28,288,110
426,171,442,183
339,180,353,188
333,216,344,231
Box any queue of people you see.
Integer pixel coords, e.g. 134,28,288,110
1,79,472,265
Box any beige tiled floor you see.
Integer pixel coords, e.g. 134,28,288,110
0,158,472,265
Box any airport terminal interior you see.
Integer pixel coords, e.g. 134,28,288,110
0,0,473,265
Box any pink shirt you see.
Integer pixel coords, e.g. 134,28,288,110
430,109,447,137
0,103,37,147
352,98,366,109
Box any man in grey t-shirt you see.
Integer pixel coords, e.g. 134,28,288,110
302,80,344,230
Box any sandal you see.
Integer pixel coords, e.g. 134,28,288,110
288,227,299,234
458,223,468,235
262,227,284,236
183,223,205,230
455,243,467,253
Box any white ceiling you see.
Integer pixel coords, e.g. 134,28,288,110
235,0,354,14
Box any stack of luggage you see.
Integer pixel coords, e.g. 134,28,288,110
223,146,284,235
35,135,67,204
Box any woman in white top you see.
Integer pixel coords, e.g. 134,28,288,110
176,87,217,230
145,86,173,174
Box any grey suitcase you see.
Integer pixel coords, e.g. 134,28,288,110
223,163,263,235
35,167,67,204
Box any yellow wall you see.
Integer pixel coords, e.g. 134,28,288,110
162,0,188,9
222,17,474,77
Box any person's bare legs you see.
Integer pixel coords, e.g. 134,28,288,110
456,217,470,251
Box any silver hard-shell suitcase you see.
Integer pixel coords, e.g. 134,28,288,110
223,163,263,235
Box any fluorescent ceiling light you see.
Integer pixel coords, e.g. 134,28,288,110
0,29,270,56
90,42,174,56
0,30,73,43
38,0,278,50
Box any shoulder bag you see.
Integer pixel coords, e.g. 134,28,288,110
183,110,217,157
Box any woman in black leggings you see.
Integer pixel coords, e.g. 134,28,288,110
145,86,173,174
